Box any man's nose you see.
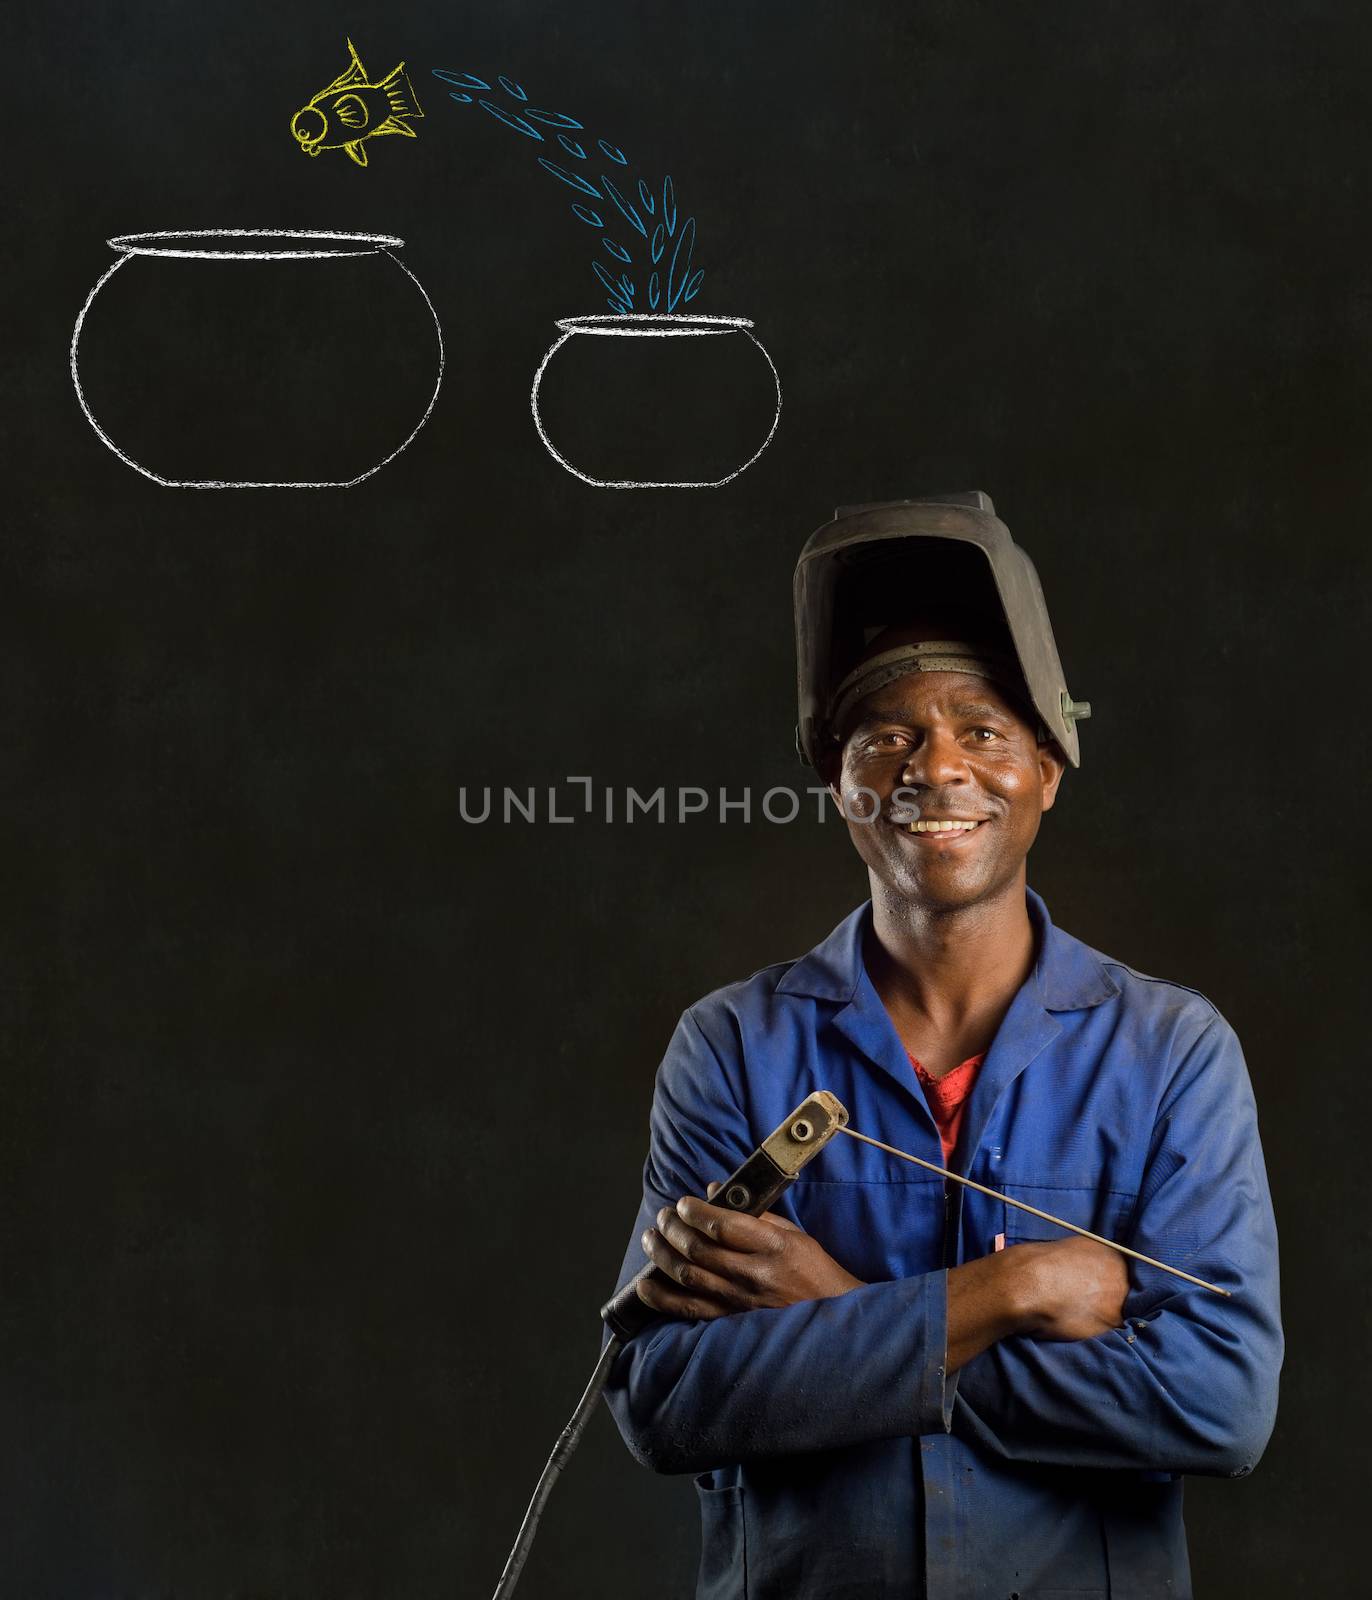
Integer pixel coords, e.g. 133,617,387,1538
900,730,970,789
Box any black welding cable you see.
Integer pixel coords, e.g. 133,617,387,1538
488,1335,623,1600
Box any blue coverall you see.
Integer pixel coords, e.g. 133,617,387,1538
604,890,1283,1599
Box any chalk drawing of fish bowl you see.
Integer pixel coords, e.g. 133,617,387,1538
71,230,444,488
530,314,781,489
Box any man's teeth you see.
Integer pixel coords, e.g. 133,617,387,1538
906,819,981,832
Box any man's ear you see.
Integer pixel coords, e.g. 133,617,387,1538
1037,741,1067,813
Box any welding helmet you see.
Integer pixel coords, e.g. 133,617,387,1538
793,491,1091,768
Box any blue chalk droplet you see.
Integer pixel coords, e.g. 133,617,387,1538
648,271,661,309
601,175,647,238
448,91,473,104
558,135,586,159
666,215,696,311
478,100,544,139
538,157,601,198
650,223,665,264
432,69,491,90
598,139,628,165
527,108,585,130
602,238,632,264
684,268,704,303
571,203,603,228
638,179,655,214
662,175,677,237
498,76,528,101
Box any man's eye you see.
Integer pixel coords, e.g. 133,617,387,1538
968,727,1001,742
867,732,909,751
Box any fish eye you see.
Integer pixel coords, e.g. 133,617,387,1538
292,106,327,142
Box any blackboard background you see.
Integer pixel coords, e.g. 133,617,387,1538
5,1,1367,1594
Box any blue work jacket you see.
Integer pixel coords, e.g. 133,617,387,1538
603,890,1282,1600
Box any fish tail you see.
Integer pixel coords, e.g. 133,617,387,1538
376,62,424,120
344,139,369,167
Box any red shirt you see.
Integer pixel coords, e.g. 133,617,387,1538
908,1051,986,1164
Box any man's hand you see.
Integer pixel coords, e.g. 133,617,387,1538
637,1181,866,1321
637,1185,1128,1355
939,1236,1134,1374
1006,1235,1131,1341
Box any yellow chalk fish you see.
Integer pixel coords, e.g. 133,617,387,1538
291,39,424,168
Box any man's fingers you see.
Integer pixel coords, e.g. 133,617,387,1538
641,1224,751,1307
634,1268,733,1321
654,1207,736,1272
673,1195,787,1253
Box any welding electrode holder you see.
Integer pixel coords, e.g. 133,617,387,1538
600,1090,850,1341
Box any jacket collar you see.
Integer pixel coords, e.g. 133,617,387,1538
776,887,1119,1014
777,889,1120,1162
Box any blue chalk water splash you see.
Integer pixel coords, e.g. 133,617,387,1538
430,68,704,315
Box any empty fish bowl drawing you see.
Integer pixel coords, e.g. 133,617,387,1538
70,230,444,488
530,314,781,488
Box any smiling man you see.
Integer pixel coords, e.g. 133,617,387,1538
602,494,1282,1600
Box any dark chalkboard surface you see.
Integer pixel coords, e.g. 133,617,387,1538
5,1,1366,1595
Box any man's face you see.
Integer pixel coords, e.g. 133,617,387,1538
822,667,1065,913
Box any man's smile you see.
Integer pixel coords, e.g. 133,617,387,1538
883,813,989,842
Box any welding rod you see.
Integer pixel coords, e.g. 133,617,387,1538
837,1125,1230,1297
